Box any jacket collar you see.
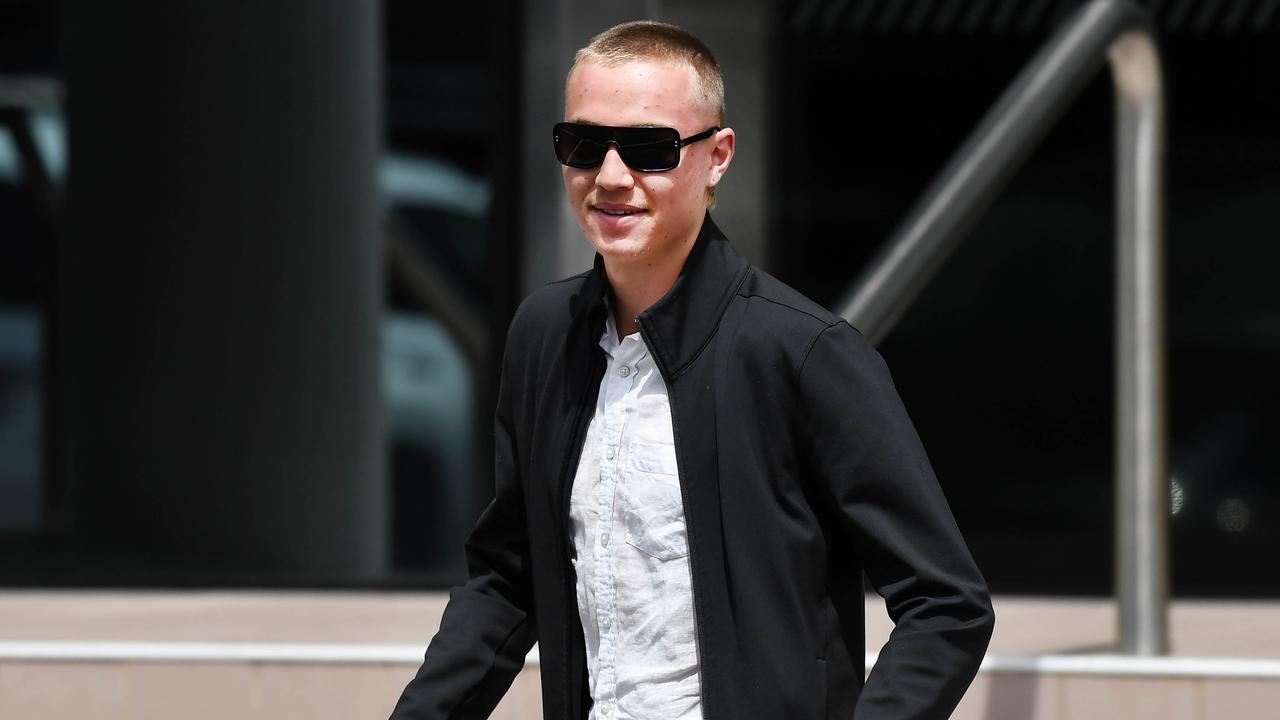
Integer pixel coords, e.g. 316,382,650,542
583,213,750,381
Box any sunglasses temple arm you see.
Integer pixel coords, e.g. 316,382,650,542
677,127,720,148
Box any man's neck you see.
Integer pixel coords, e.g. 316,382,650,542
603,232,699,342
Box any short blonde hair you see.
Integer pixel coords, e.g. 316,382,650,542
569,21,726,206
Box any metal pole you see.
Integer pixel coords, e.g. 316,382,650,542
833,0,1169,654
837,1,1146,345
1110,30,1168,656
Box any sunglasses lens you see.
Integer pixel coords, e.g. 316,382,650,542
617,131,680,171
553,123,607,168
553,124,682,171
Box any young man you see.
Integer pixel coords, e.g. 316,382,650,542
392,21,993,720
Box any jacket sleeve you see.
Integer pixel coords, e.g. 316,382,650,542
389,326,537,719
794,320,994,720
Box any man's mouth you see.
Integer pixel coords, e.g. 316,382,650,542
593,204,645,217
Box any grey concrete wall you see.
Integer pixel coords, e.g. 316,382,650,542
665,0,771,270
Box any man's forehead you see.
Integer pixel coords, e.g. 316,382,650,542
564,59,707,126
568,59,690,92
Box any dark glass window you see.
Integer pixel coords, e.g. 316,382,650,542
0,1,520,588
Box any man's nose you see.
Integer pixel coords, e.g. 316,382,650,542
595,145,634,190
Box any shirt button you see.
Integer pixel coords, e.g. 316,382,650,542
605,446,616,461
600,614,612,628
600,531,610,547
617,365,631,377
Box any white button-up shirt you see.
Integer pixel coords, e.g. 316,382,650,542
568,308,702,720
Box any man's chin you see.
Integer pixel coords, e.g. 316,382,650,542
587,231,651,263
586,218,649,252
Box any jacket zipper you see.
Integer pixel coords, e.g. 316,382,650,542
634,314,712,720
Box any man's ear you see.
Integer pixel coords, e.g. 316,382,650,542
708,127,735,187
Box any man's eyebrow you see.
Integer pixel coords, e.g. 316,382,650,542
565,119,665,128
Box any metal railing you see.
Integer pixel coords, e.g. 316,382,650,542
835,0,1167,655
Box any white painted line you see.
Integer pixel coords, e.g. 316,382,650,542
2,641,1277,679
982,653,1280,679
866,651,1280,679
0,641,433,664
0,640,546,667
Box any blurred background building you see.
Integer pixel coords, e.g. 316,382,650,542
1,0,1278,718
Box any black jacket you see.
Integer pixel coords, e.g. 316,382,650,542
391,215,994,720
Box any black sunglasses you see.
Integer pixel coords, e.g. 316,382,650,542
553,122,719,172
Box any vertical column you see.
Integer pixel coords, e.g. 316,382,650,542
59,0,385,579
1110,29,1168,655
667,0,771,268
521,0,634,292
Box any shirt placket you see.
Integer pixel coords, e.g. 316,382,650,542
591,334,641,719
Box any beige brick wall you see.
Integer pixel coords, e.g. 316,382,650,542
4,661,1280,719
953,673,1280,720
0,661,543,720
2,592,1278,719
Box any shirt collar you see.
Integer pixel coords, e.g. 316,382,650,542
599,292,647,361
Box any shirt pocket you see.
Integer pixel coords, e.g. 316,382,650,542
621,440,689,561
